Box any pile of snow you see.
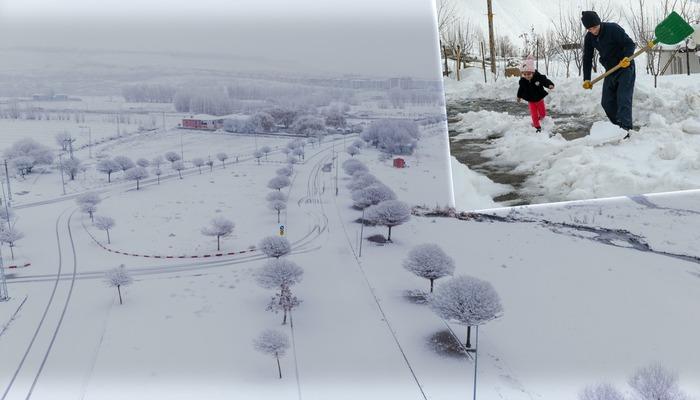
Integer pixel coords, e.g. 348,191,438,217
446,69,700,203
450,156,510,211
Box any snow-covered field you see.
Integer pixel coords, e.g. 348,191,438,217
446,66,700,208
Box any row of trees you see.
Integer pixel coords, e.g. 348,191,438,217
360,119,419,156
580,363,689,400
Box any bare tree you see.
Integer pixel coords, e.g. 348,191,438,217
269,200,287,223
201,217,235,251
105,264,133,305
436,0,459,43
579,383,626,400
628,364,687,400
94,215,115,244
0,227,24,260
206,158,214,172
81,203,97,222
253,329,290,379
154,167,162,184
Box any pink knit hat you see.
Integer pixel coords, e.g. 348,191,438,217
521,57,535,72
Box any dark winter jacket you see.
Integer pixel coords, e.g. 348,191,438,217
517,71,554,103
583,22,636,81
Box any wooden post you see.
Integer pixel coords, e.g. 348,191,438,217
456,45,462,81
442,42,450,77
480,42,487,83
486,0,497,75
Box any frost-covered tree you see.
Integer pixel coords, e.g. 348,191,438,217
4,138,55,175
267,285,301,325
286,155,298,165
154,168,162,184
292,147,304,161
125,167,149,190
94,215,115,244
347,172,378,192
324,107,347,129
172,160,185,179
346,145,360,157
266,191,287,203
201,216,234,251
628,364,687,400
151,155,164,169
342,159,368,176
81,203,97,222
254,150,264,165
136,158,150,168
364,200,411,242
276,166,293,177
269,200,287,223
61,157,82,180
97,159,120,183
361,119,420,155
249,112,275,133
270,107,298,129
260,145,272,161
105,264,133,305
0,227,23,260
259,236,291,258
206,158,214,172
429,275,503,348
0,207,15,223
253,329,290,379
352,139,364,149
579,383,626,400
76,192,101,208
292,115,326,137
403,244,455,293
267,176,290,191
281,147,291,156
113,156,135,172
164,151,181,165
55,132,75,152
351,184,396,209
216,152,228,168
255,258,303,293
192,157,205,174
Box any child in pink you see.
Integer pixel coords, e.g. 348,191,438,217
516,58,555,132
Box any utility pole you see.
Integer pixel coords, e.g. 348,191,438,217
58,153,66,195
116,112,121,137
359,208,365,257
472,325,480,400
486,0,497,75
4,160,11,203
0,245,8,301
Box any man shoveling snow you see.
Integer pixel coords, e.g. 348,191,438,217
581,11,637,139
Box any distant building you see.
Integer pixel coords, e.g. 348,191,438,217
181,114,225,130
658,45,700,75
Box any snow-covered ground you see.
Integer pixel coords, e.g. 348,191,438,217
446,66,700,208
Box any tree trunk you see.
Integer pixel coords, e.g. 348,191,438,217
276,354,282,379
90,212,94,222
387,226,393,242
106,230,111,244
136,179,140,190
217,236,220,251
117,285,123,305
430,278,434,293
9,244,15,260
178,170,182,179
108,172,112,183
222,161,226,169
466,325,472,348
157,175,160,184
282,309,287,325
277,210,280,223
198,166,202,174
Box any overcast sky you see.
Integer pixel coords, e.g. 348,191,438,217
0,0,443,79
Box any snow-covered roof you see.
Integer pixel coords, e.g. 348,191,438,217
182,114,226,121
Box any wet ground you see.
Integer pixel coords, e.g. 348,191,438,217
447,99,593,206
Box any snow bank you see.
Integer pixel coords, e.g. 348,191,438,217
450,156,510,211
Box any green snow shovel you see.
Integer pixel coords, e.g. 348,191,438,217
586,11,695,87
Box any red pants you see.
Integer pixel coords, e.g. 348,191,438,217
528,100,546,128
